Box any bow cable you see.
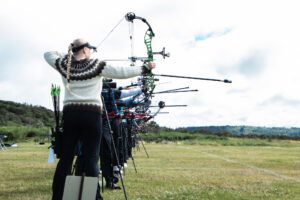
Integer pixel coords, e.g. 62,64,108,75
128,18,135,66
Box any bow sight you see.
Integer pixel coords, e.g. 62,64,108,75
153,47,170,59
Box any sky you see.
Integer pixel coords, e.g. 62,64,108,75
1,0,300,128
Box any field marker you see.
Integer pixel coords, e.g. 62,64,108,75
180,146,300,183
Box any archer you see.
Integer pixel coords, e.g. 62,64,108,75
44,38,155,200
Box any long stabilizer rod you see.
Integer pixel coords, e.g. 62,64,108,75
153,89,198,94
150,105,187,107
153,74,232,83
154,87,189,94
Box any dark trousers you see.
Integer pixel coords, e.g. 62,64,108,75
52,111,102,200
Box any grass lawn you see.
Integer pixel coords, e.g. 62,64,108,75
1,138,300,200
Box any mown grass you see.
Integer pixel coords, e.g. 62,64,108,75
1,138,300,200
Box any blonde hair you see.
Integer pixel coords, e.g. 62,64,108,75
66,44,73,92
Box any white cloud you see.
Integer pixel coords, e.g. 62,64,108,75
1,0,300,128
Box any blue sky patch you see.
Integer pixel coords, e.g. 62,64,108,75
195,32,215,41
195,27,233,41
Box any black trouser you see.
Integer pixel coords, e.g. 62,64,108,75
52,111,102,200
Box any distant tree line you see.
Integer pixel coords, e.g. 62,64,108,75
146,123,300,141
0,126,50,141
0,100,55,127
184,125,300,136
2,100,300,142
176,127,300,141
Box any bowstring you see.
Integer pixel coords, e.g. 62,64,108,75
96,16,125,48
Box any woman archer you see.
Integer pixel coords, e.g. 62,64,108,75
44,38,155,200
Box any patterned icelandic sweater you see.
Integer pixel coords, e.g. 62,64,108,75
44,51,145,113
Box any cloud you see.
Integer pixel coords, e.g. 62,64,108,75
216,50,267,78
1,0,300,128
236,51,266,77
226,87,249,94
259,94,300,107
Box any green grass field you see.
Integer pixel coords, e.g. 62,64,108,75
1,138,300,200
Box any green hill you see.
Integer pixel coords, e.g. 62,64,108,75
184,125,300,136
0,100,55,127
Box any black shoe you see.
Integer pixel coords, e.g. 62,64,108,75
106,182,121,190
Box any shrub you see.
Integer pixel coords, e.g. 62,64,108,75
0,126,50,142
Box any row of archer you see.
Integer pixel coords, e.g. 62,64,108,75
50,71,232,199
50,76,186,198
46,12,233,199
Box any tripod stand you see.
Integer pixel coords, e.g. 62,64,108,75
0,135,7,151
102,96,128,200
